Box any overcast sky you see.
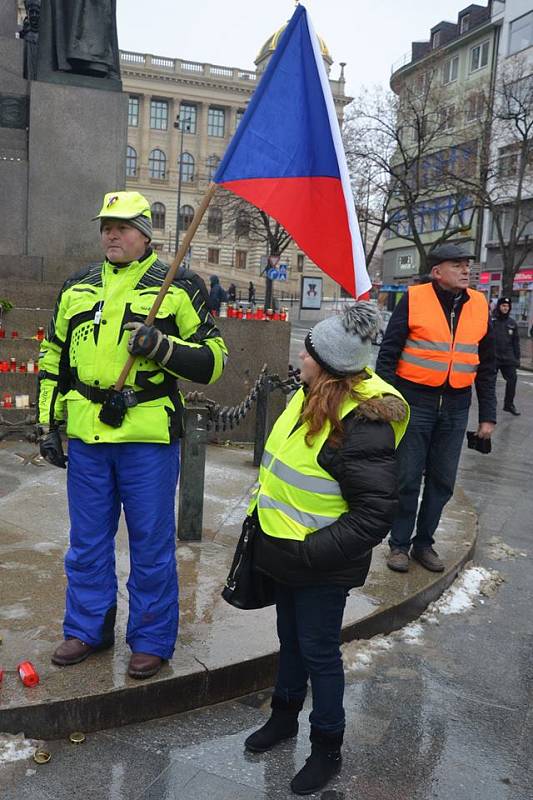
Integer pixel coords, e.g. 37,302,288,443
116,0,472,97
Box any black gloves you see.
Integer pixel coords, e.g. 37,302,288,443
123,322,173,365
39,427,68,469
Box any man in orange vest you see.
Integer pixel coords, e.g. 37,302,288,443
376,243,496,573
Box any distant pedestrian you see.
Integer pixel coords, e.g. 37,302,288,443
492,297,521,416
208,275,227,315
243,303,409,795
248,281,256,304
227,282,236,302
376,242,497,574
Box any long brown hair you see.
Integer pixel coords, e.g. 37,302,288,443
301,366,367,448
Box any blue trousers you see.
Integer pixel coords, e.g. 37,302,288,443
274,583,348,734
389,403,469,552
65,439,180,659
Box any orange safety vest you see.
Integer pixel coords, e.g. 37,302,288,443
396,283,488,389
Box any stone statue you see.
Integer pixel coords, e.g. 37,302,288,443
49,0,120,79
19,0,41,81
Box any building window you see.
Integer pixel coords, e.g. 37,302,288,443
438,105,455,131
235,249,247,269
150,99,168,130
151,202,166,229
509,11,533,55
179,103,197,134
179,204,194,232
128,96,139,127
465,93,484,122
235,212,250,238
470,41,489,72
180,152,195,182
207,207,223,236
460,14,470,34
431,30,441,49
148,148,166,179
126,145,137,177
442,56,459,85
208,247,220,264
206,155,220,180
208,107,225,137
236,108,245,129
297,254,304,273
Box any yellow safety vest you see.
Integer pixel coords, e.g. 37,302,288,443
248,370,409,542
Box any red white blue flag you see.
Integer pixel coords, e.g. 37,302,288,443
214,4,370,298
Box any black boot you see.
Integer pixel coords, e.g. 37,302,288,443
245,695,303,753
504,404,521,416
290,726,343,795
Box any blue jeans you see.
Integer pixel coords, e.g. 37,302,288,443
274,583,348,734
65,440,180,659
389,403,469,552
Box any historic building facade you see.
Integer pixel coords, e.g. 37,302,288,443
383,2,500,285
119,26,351,301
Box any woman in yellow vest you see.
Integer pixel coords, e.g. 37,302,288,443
244,302,409,795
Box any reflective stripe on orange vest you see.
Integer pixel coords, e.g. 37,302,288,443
396,283,488,389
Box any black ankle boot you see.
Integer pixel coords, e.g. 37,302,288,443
245,695,303,753
290,726,343,795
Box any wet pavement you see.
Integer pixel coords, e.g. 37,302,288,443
0,433,476,740
2,370,532,798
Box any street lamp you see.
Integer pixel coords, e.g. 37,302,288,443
173,111,192,256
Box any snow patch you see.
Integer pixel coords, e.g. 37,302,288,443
0,733,39,764
344,564,503,673
486,537,527,560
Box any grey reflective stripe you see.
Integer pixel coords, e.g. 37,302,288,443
453,362,478,373
455,343,479,354
399,352,448,371
261,450,273,469
405,338,449,352
269,459,341,495
258,495,338,529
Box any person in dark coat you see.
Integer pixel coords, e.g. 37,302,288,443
492,297,521,415
227,282,237,302
376,243,496,574
248,281,256,304
243,303,409,796
208,275,227,315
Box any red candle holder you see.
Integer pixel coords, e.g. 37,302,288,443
11,330,18,338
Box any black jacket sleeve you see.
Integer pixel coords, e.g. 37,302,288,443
300,416,398,571
375,295,409,384
474,313,497,423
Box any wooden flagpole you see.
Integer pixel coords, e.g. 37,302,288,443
114,182,218,391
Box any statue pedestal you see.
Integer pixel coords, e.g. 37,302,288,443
26,80,127,273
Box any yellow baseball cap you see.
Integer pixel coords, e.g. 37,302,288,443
93,191,152,240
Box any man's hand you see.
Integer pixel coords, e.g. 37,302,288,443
38,427,68,468
124,322,164,359
477,422,495,439
123,322,174,366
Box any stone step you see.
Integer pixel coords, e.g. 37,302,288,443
1,279,62,308
1,307,51,335
0,336,41,363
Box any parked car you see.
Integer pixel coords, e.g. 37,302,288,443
372,309,392,346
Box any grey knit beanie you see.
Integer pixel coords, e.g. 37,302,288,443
100,214,152,242
304,302,380,377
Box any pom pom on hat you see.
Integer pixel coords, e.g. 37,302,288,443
305,302,380,377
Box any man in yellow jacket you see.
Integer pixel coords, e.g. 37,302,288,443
38,191,227,678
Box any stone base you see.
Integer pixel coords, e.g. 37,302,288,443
27,80,127,261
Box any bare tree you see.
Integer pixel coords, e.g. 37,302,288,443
344,73,479,275
449,56,533,295
210,188,293,307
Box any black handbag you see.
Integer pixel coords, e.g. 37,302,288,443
222,516,275,610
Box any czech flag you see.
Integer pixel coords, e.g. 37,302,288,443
214,4,370,299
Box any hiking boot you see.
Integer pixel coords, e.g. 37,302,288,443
386,548,409,573
411,546,444,572
245,695,303,753
290,727,343,795
52,638,99,666
128,653,163,679
504,405,521,416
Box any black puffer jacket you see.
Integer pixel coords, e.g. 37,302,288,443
254,395,407,589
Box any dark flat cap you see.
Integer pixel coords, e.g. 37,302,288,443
427,243,475,268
